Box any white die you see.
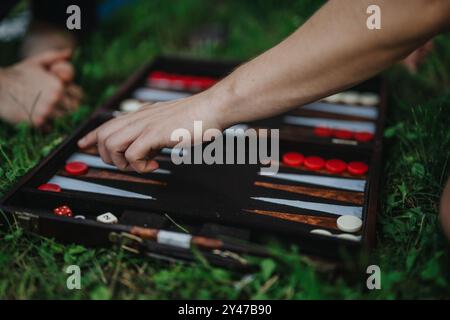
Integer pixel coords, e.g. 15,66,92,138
96,212,118,224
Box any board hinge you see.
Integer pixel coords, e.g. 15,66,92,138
14,211,39,233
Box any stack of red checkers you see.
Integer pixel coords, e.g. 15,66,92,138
53,205,73,217
304,156,325,171
314,127,374,143
38,183,61,192
347,161,369,176
325,159,347,174
314,126,333,138
354,131,374,142
65,162,88,176
333,129,354,140
147,71,172,89
148,71,217,92
282,152,304,167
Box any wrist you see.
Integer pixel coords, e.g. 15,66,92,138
205,76,246,130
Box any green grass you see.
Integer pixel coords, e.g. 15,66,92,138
0,0,449,299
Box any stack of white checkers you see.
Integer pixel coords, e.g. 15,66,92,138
322,91,380,106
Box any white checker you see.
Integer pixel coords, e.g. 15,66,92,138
340,91,360,105
96,212,118,224
336,233,361,242
337,215,362,233
359,92,380,106
323,93,343,104
74,215,86,220
120,99,144,113
310,229,333,236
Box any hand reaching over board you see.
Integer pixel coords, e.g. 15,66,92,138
78,90,226,173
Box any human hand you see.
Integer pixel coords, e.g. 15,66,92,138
78,91,226,173
0,50,82,127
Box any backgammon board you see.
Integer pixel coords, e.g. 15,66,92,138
0,56,386,268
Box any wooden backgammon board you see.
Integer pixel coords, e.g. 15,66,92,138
0,56,387,269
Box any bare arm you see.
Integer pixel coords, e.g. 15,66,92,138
79,0,450,172
214,0,450,127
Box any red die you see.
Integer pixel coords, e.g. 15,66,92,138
53,205,73,217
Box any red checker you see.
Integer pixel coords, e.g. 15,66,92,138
53,205,73,217
38,183,61,192
65,161,88,176
187,77,203,91
304,156,325,171
148,71,169,80
354,131,374,142
325,159,347,174
347,161,369,176
198,78,216,90
333,129,354,140
170,75,190,90
314,126,333,138
282,152,304,167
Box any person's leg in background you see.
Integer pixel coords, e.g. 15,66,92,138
440,177,450,240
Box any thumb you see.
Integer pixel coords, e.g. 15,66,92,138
29,49,72,67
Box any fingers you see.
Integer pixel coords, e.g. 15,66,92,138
61,87,81,111
125,131,161,173
78,114,141,161
50,60,75,83
104,125,143,169
78,128,99,149
78,102,175,172
29,49,72,67
66,84,83,101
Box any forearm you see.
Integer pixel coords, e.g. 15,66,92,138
211,0,450,127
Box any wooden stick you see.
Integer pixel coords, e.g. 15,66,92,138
254,181,364,205
243,209,338,230
59,168,167,186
